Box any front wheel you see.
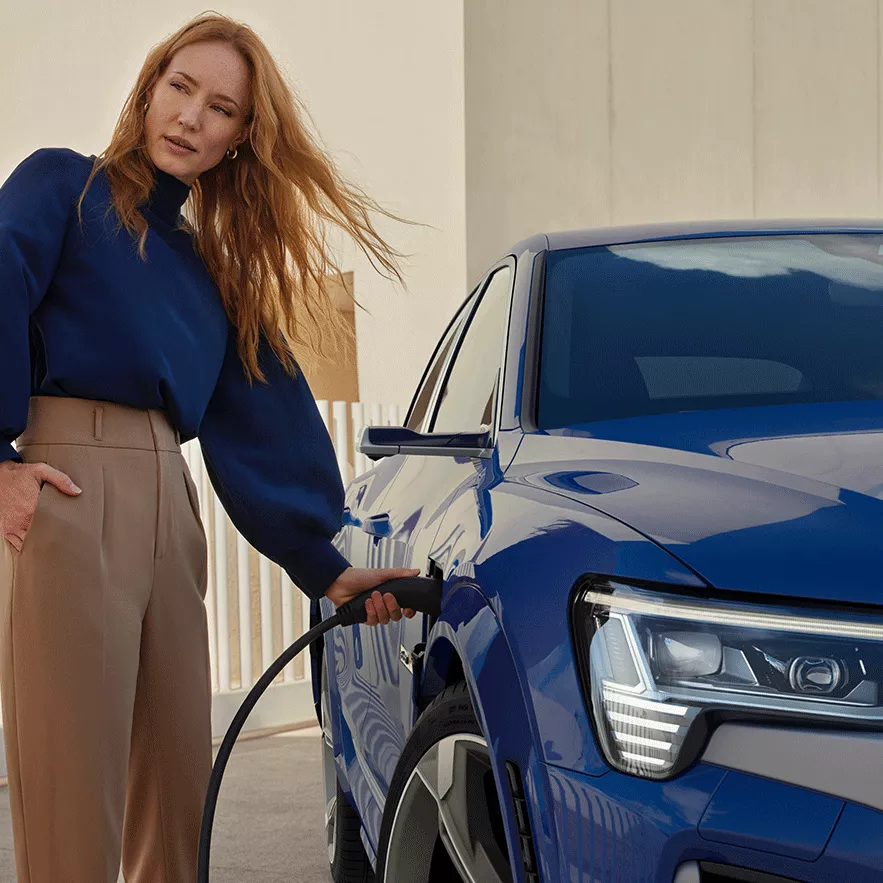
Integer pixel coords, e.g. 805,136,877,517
375,681,513,883
321,657,375,883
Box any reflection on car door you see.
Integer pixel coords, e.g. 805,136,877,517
335,459,400,720
338,281,481,830
321,455,405,829
354,263,515,821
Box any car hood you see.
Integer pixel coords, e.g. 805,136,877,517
508,401,883,605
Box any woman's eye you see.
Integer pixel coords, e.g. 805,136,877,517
171,82,229,115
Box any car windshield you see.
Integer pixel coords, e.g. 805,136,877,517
537,234,883,428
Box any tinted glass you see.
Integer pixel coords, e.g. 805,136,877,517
405,293,477,431
431,267,512,433
538,235,883,428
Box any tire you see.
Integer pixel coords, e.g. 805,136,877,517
329,781,375,883
375,682,513,883
321,657,375,883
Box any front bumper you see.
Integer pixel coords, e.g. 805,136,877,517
542,722,883,882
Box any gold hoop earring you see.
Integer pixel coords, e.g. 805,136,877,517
144,102,150,114
226,146,238,160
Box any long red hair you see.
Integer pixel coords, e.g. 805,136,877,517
75,10,427,384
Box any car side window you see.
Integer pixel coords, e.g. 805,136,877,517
430,265,512,434
404,290,479,432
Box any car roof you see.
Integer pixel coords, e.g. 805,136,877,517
487,220,883,287
540,218,883,252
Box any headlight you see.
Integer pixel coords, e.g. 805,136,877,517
572,580,883,780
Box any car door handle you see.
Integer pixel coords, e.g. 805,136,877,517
363,513,391,537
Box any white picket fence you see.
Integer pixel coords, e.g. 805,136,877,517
0,400,404,775
187,399,405,740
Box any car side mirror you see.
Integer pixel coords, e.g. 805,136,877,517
358,425,493,461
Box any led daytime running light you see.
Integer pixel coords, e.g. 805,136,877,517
582,589,883,642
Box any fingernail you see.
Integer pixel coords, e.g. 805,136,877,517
72,485,82,494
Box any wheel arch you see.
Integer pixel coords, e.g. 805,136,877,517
415,581,561,881
420,582,535,748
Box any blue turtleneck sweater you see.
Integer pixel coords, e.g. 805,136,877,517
0,146,352,600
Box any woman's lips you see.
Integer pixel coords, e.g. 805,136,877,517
164,136,196,153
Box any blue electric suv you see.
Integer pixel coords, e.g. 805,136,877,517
313,220,883,883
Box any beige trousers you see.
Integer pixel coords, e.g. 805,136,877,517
0,395,212,882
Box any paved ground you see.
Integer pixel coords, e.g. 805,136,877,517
0,727,331,883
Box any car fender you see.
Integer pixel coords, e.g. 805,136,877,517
421,581,564,883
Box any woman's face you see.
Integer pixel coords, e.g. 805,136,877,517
144,41,251,186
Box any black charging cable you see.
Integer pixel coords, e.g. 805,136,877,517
196,575,443,882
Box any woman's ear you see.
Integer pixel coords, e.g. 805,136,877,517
232,129,250,153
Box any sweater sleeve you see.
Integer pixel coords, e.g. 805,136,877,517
0,148,77,464
197,323,352,601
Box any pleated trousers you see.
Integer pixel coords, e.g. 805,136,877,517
0,395,212,882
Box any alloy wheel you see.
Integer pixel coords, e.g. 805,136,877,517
383,733,512,883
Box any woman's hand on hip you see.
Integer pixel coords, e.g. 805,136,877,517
0,460,81,552
324,566,420,626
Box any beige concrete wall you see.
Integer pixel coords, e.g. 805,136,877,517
755,0,879,217
465,0,612,286
610,0,754,225
465,0,883,285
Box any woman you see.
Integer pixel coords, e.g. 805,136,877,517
0,12,422,882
